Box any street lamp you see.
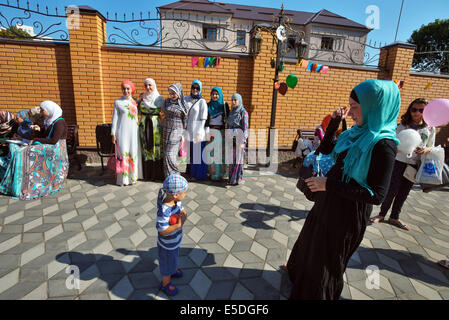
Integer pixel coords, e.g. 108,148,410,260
251,4,308,164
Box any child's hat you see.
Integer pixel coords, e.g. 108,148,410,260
162,174,188,195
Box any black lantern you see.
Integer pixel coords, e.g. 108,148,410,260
294,38,308,60
251,31,263,55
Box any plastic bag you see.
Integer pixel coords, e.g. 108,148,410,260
416,146,445,185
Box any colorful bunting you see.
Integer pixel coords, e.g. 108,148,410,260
425,81,432,90
321,66,329,74
191,56,222,68
191,57,199,67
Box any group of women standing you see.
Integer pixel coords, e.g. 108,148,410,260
111,78,249,186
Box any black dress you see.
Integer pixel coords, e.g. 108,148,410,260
287,117,397,300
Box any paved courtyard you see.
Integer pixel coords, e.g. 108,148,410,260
0,164,448,300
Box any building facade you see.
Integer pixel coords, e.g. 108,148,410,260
158,0,371,64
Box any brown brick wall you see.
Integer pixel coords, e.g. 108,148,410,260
101,48,254,128
0,40,76,124
0,10,448,148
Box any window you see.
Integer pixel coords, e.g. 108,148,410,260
203,24,217,41
236,30,246,45
321,37,334,51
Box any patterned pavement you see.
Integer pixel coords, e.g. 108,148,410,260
0,164,448,300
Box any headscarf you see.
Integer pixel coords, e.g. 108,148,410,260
17,110,31,122
321,114,332,132
208,86,225,119
40,101,63,128
157,174,189,208
121,80,136,96
0,111,17,136
190,80,202,101
226,93,245,128
0,111,15,124
167,82,188,116
333,79,400,195
141,78,162,110
30,106,40,116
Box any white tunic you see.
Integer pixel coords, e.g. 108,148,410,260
111,96,143,185
184,96,208,143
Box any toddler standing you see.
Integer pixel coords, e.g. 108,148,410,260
156,174,188,296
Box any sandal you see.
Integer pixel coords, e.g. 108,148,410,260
171,268,183,278
369,215,384,223
160,282,179,296
437,260,449,269
388,218,410,231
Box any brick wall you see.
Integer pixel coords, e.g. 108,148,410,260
0,41,76,124
0,7,448,149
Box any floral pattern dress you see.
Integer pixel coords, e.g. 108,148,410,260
111,96,143,185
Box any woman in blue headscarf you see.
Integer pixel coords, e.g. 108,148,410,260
286,79,400,300
206,87,230,181
184,80,208,181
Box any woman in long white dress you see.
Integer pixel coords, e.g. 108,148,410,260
111,80,143,186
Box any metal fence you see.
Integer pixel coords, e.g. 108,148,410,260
412,47,449,75
0,0,69,41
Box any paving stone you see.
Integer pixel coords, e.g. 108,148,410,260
230,282,254,300
241,277,279,299
205,280,237,300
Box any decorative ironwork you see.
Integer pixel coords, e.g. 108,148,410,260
412,49,449,74
307,37,382,66
106,15,249,53
0,1,69,41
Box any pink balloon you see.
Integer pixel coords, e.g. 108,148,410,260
423,98,449,127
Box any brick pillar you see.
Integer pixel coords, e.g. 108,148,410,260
378,42,415,81
67,6,107,147
378,42,416,115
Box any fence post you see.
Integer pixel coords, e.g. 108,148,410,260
67,6,107,147
378,42,416,82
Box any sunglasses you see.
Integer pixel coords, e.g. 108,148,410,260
191,86,200,90
410,107,425,113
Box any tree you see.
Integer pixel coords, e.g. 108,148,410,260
0,25,33,39
408,19,449,74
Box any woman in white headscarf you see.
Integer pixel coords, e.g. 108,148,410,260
32,100,67,145
138,78,165,181
0,100,69,200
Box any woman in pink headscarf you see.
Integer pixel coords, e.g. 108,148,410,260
111,80,143,186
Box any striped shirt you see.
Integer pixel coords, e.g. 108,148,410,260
156,201,183,250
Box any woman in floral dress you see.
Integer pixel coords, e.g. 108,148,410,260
111,80,143,186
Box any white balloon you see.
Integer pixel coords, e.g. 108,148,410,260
397,129,422,158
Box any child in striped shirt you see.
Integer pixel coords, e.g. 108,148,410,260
156,174,188,296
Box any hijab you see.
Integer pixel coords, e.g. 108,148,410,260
141,78,162,110
40,101,63,128
167,82,188,116
226,93,245,128
190,80,202,102
333,79,400,195
208,87,225,119
121,80,136,97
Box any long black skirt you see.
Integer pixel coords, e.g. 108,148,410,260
286,188,372,300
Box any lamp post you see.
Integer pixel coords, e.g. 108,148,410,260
251,4,308,164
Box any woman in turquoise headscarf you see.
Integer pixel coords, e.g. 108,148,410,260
206,87,230,181
286,79,400,300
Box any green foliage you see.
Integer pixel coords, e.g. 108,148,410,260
408,19,449,74
0,25,33,39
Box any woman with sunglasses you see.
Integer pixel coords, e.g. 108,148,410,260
184,80,209,181
370,98,435,230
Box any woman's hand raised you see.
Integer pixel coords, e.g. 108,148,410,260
332,107,349,119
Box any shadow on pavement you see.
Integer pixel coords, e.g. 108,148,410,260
238,203,308,230
56,247,290,300
352,247,449,288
